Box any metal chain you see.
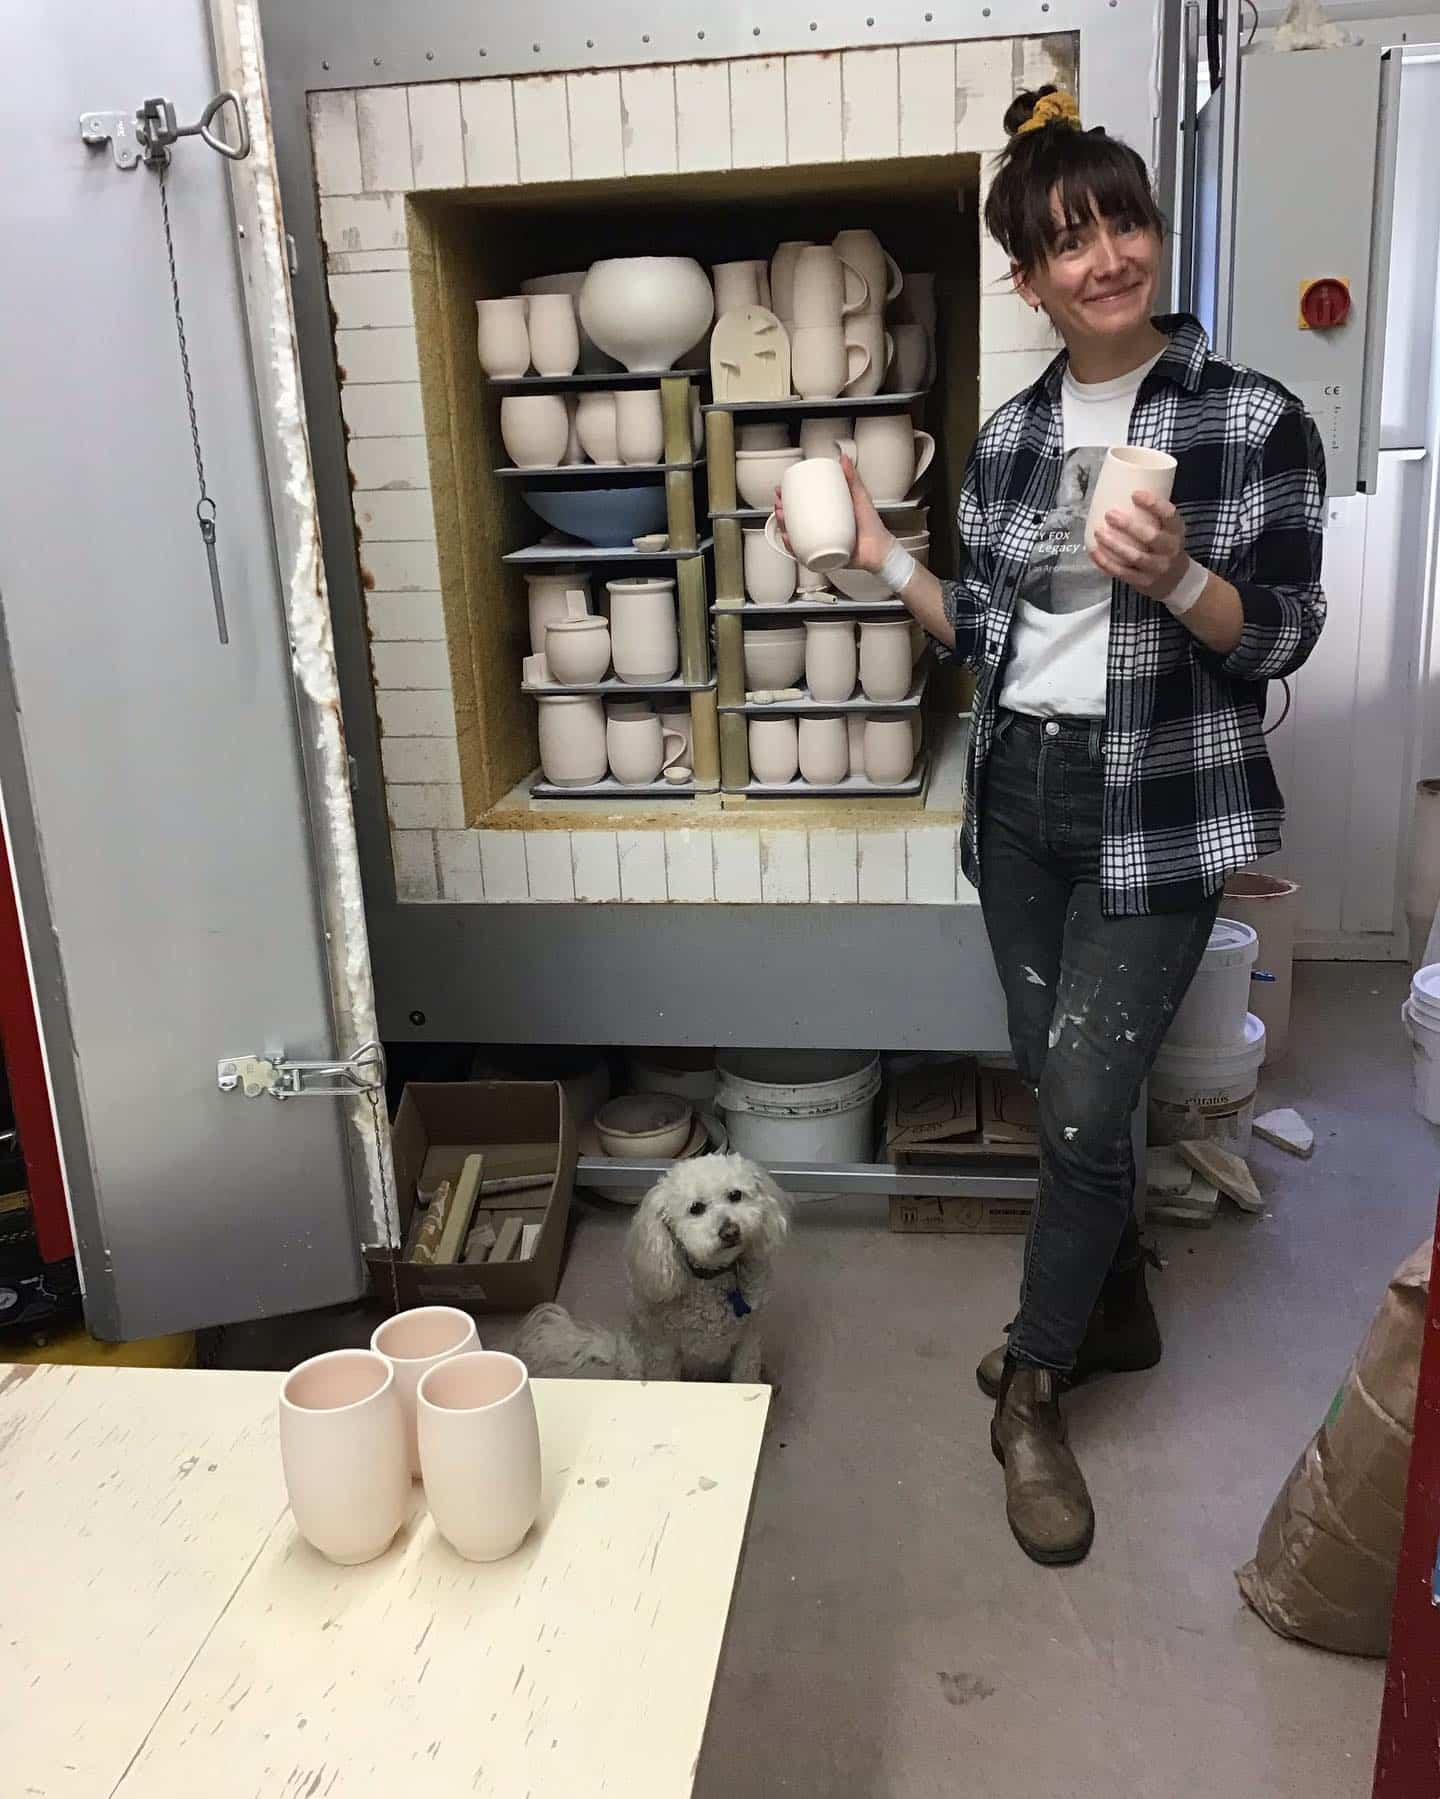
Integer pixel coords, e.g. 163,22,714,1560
366,1085,403,1316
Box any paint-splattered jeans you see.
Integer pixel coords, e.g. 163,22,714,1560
978,711,1220,1373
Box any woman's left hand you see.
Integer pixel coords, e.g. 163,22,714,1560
1090,490,1189,601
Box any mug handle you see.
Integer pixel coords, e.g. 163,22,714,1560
660,728,688,771
764,512,797,562
839,259,870,319
910,430,936,487
884,253,903,304
564,588,590,619
843,340,872,390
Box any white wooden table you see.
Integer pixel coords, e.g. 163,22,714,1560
0,1363,769,1797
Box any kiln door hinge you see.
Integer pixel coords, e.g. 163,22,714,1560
217,1040,385,1102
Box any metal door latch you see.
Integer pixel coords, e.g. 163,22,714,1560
80,91,250,169
217,1041,385,1102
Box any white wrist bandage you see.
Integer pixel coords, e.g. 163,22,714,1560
878,540,919,595
1163,556,1209,617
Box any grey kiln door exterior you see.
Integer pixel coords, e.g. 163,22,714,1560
0,0,382,1338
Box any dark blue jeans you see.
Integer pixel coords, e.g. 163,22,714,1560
978,711,1220,1373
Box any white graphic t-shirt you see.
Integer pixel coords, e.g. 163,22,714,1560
999,349,1164,719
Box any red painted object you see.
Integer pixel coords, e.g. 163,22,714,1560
0,818,71,1262
1373,1212,1440,1797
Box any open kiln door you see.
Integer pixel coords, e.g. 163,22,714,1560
0,0,391,1339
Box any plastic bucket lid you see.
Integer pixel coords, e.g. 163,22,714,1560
1153,1012,1266,1078
1202,917,1260,972
1411,965,1440,1023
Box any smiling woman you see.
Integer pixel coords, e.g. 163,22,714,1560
832,82,1328,1570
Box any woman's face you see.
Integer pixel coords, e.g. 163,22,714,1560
1015,192,1161,350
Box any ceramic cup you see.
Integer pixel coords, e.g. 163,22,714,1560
791,325,870,402
546,610,612,684
764,458,857,574
713,259,765,315
891,322,931,393
476,296,531,378
798,415,855,462
842,316,894,398
523,270,618,373
805,618,858,703
859,618,914,703
743,526,798,607
737,423,792,451
500,393,569,468
522,652,553,687
1083,446,1178,552
864,713,915,784
659,705,693,763
742,625,806,691
832,229,903,313
735,446,803,510
537,693,607,786
798,715,849,786
575,391,619,465
846,712,867,776
853,414,936,504
615,388,665,466
769,240,815,327
607,576,679,683
370,1306,480,1479
748,714,800,785
526,292,580,377
417,1350,542,1563
279,1349,409,1564
525,573,591,656
791,244,870,328
606,701,687,785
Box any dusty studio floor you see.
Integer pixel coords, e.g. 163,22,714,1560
219,963,1439,1799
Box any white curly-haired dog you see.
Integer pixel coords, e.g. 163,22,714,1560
517,1152,789,1381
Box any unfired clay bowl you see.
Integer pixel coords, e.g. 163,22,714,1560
595,1093,694,1159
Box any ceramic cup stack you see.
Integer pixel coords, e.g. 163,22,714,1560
833,230,901,399
790,245,871,401
279,1322,542,1566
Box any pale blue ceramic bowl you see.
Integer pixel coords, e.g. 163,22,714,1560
521,483,668,548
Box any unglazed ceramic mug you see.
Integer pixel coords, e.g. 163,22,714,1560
769,240,815,326
744,526,798,606
370,1306,480,1478
853,414,936,504
606,701,687,785
417,1351,541,1563
1083,446,1178,552
791,244,870,327
537,693,607,786
748,714,800,785
574,391,619,464
859,618,914,703
791,325,870,402
659,704,693,762
500,392,569,468
475,295,530,378
842,316,894,398
525,292,580,377
798,714,849,785
832,229,903,312
279,1349,409,1564
805,617,858,704
764,457,858,573
615,388,665,466
798,415,855,462
864,713,915,783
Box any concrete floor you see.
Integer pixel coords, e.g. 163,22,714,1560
219,962,1439,1799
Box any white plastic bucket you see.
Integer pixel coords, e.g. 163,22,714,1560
1410,964,1440,1029
1401,999,1440,1125
1148,1014,1267,1153
1165,918,1259,1052
716,1050,881,1164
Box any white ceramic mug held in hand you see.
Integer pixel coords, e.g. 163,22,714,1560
1083,446,1178,553
763,456,858,574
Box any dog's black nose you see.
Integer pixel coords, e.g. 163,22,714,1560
717,1219,742,1249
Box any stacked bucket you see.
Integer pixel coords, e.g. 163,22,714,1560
1149,920,1266,1154
1402,965,1440,1125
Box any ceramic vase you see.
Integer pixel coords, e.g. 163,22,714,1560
607,576,679,683
805,618,858,703
743,526,797,606
537,693,607,786
579,257,715,373
279,1349,409,1564
799,715,849,785
859,619,913,702
742,625,806,691
864,713,914,784
500,393,569,468
475,296,530,378
606,701,688,785
370,1307,480,1479
417,1351,542,1563
748,715,800,785
853,414,935,503
615,388,665,466
525,573,591,656
526,292,580,377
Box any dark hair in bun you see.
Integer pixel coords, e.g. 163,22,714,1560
984,85,1164,275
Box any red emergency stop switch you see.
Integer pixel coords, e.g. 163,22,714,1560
1298,277,1351,330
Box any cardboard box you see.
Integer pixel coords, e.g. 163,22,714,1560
366,1081,576,1314
889,1195,1034,1235
883,1059,1036,1164
979,1065,1040,1145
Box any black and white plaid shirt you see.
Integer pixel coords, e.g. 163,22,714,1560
940,312,1326,916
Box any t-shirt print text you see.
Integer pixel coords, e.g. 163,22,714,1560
1017,446,1111,618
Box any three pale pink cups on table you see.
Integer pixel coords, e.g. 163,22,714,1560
277,1306,541,1567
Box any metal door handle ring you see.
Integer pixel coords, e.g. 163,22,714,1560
198,91,249,161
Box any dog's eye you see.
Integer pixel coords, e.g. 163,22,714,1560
688,1200,707,1217
725,1189,744,1204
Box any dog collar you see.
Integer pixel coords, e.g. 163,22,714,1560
666,1223,749,1315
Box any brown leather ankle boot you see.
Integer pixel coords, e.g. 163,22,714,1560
991,1357,1095,1565
975,1258,1163,1399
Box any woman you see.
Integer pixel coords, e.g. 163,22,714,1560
786,87,1326,1565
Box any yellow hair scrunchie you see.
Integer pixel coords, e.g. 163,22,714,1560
1015,90,1082,136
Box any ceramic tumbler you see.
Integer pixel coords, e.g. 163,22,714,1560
859,619,914,703
1083,446,1178,552
743,526,798,607
607,576,680,683
500,393,569,468
769,240,815,325
713,259,765,315
279,1349,409,1564
526,292,580,377
805,618,858,703
370,1307,480,1479
842,316,894,398
791,325,869,402
562,395,585,466
476,296,531,378
799,715,849,785
831,229,902,312
748,715,800,785
525,573,590,656
790,245,870,327
606,702,687,785
798,415,855,462
891,322,931,393
575,391,619,464
417,1351,542,1563
537,694,607,786
897,271,937,331
764,458,857,574
864,713,915,784
615,388,665,466
853,414,936,503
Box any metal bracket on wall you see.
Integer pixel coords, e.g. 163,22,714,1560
79,92,251,169
217,1040,386,1101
